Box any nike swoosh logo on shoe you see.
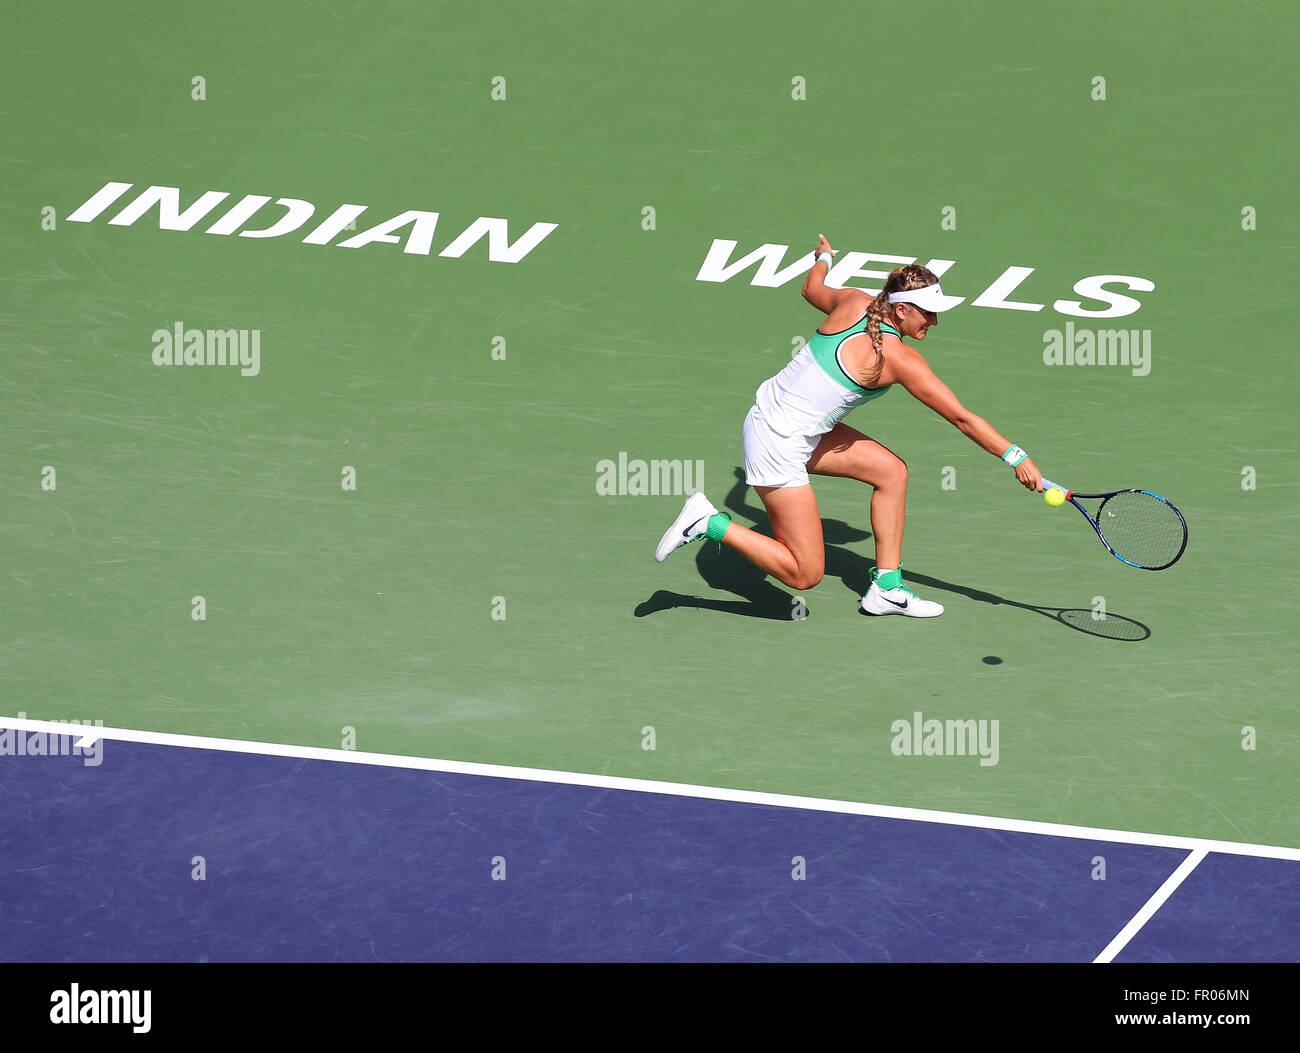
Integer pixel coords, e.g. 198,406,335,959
880,595,908,609
681,519,706,539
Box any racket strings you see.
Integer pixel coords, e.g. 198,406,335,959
1095,491,1187,569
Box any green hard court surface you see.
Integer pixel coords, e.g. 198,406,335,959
3,2,1296,847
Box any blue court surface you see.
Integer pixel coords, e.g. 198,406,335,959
1,722,1296,962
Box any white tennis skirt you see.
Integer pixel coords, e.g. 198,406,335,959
742,404,821,488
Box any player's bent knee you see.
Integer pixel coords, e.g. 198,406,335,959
859,453,908,490
790,568,824,590
887,456,908,489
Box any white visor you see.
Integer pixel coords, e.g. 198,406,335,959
888,282,965,313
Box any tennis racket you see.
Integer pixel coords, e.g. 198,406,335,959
1040,479,1188,571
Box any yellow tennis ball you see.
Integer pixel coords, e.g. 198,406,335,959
1045,487,1066,507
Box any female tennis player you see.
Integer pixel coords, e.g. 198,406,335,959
655,234,1042,618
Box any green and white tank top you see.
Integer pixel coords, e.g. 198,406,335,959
752,316,898,437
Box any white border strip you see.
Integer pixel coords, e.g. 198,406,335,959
3,716,1299,862
1094,848,1208,963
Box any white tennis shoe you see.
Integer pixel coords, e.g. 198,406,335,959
860,574,944,618
655,492,720,563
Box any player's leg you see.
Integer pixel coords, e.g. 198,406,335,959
724,408,825,588
655,407,826,589
806,422,908,569
653,484,825,590
807,422,942,617
723,483,825,590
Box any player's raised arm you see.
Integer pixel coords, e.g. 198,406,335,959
801,234,858,315
893,348,1042,492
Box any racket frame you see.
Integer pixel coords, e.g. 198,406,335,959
1040,478,1188,571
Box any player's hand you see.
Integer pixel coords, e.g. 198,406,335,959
1016,457,1042,492
815,234,837,258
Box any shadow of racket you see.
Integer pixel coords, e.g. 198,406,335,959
888,572,1151,641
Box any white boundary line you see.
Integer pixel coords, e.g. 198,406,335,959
3,716,1299,863
1094,848,1208,963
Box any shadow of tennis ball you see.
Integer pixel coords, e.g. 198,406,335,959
982,656,1003,665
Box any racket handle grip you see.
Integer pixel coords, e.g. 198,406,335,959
1034,478,1076,499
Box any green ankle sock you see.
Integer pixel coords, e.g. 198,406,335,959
874,567,902,591
704,511,731,542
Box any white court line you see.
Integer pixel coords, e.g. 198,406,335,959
2,716,1299,863
1094,848,1208,963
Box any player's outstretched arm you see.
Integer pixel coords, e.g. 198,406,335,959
895,349,1042,491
